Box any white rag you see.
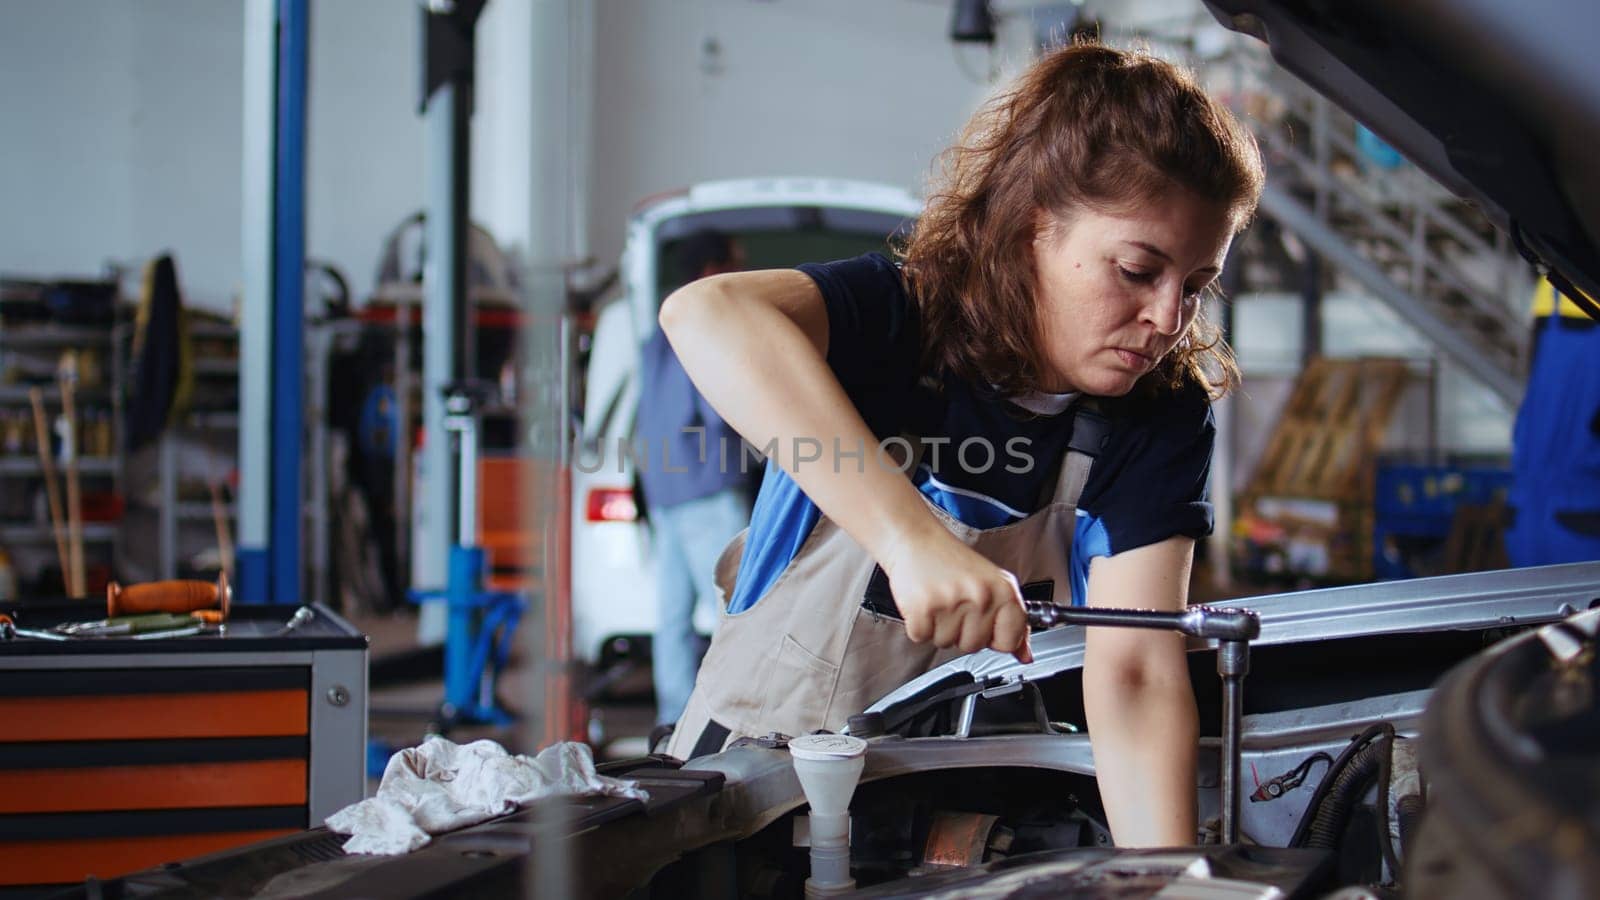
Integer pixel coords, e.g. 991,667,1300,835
326,737,648,855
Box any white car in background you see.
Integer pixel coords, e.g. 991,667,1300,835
570,177,921,690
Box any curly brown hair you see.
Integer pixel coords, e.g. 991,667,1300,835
900,41,1263,400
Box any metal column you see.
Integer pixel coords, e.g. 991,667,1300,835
238,0,309,605
237,0,272,604
1300,251,1323,368
415,1,485,638
516,4,584,894
270,0,309,605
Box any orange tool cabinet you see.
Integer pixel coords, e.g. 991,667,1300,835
0,602,366,890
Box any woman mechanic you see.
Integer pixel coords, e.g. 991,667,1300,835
660,42,1264,847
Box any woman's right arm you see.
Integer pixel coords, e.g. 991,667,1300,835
659,270,1031,661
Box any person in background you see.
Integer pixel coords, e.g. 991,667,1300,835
1505,276,1600,566
660,41,1263,847
636,230,753,729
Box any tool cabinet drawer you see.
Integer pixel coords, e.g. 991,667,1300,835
0,666,309,741
0,603,367,890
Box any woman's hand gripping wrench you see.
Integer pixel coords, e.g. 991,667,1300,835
1023,601,1262,846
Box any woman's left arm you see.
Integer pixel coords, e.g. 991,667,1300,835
1081,535,1200,847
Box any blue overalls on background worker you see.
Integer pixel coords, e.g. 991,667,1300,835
635,230,754,727
1505,278,1600,566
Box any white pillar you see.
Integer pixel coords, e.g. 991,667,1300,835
237,0,276,601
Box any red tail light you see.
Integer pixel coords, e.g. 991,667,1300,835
585,488,639,523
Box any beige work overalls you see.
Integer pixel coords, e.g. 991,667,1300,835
667,405,1106,759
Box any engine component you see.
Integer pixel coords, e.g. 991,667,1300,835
1291,722,1401,884
921,812,1006,868
1251,752,1334,802
1410,607,1600,898
790,734,869,898
848,712,887,738
1386,738,1424,867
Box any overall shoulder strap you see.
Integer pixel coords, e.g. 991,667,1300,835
891,373,950,478
1042,400,1111,508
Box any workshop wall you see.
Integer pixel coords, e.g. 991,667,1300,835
303,0,426,311
469,0,597,296
0,0,424,314
585,0,1036,272
0,1,239,311
1,0,1035,314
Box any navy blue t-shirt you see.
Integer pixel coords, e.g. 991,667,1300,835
725,252,1215,613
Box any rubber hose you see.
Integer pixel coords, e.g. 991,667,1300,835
1374,731,1399,878
1304,741,1386,849
1290,723,1395,848
1395,792,1425,857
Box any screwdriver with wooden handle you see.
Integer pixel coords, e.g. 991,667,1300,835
105,572,230,620
46,573,234,637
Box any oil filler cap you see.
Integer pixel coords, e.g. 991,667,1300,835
788,734,868,762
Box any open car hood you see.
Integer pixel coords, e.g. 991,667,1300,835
1204,0,1600,313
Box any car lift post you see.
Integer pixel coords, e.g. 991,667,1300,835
238,0,308,605
406,383,525,727
415,0,487,643
407,0,526,730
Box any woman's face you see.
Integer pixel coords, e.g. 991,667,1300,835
1031,188,1235,396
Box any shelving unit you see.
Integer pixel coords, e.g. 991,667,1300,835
188,410,241,430
145,317,241,581
0,456,117,476
0,523,118,545
0,311,126,596
0,283,249,593
0,385,114,404
0,325,119,351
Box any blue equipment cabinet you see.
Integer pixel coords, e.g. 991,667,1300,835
1372,460,1512,579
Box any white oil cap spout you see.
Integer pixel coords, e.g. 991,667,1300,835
790,734,868,898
